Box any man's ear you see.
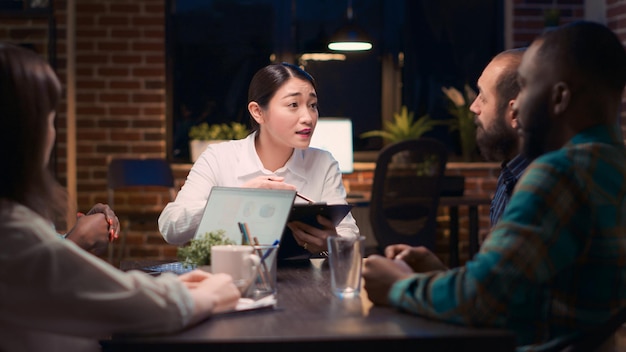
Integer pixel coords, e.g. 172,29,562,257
248,102,264,125
508,99,519,129
552,82,570,115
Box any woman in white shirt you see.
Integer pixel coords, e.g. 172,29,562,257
0,43,241,352
159,63,359,255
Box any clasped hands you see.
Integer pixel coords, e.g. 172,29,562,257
363,244,448,306
64,203,120,255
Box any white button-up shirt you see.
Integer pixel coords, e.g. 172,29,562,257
159,132,360,245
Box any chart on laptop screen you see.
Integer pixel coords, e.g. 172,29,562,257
194,187,297,245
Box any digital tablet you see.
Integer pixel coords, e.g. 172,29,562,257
288,203,353,229
277,203,353,263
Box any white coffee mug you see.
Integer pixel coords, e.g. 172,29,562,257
211,245,260,294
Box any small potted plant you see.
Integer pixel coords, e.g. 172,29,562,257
188,121,250,162
359,105,446,145
177,230,236,269
360,105,447,166
441,84,478,162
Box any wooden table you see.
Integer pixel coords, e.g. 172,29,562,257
101,259,515,352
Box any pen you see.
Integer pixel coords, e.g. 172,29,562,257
249,235,271,288
253,237,270,284
261,239,280,262
296,192,316,204
267,176,316,204
237,222,251,245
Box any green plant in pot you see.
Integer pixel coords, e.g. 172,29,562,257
441,84,478,162
177,230,236,268
188,121,249,141
188,121,250,162
360,106,447,169
359,105,445,144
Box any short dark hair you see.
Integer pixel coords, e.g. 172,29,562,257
247,62,317,132
536,21,626,95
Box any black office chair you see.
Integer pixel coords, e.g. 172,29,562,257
369,138,448,254
107,157,177,266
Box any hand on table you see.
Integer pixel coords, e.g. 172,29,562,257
362,254,415,306
287,215,336,254
179,270,241,315
384,244,448,272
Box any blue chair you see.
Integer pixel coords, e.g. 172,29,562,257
107,158,177,265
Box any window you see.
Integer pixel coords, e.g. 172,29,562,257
166,0,386,163
165,0,503,163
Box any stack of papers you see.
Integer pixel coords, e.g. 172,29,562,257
233,294,277,312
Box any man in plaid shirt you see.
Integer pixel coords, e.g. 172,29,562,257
363,21,626,351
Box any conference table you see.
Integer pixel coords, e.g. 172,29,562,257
101,258,516,352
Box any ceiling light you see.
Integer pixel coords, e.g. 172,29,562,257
299,53,347,62
328,0,372,52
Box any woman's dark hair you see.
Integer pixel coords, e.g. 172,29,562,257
0,43,66,221
247,62,317,132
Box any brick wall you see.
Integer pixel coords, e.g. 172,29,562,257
512,0,585,47
0,0,624,266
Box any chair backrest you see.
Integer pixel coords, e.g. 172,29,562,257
107,158,177,208
369,138,448,253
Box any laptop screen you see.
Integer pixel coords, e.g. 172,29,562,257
194,187,297,246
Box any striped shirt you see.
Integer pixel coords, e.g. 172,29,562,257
490,154,531,227
388,124,626,350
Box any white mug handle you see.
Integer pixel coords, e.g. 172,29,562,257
245,253,261,279
237,253,260,295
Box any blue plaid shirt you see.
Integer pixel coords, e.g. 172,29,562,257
388,124,626,350
490,154,531,227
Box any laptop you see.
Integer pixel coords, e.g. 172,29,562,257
194,186,297,246
145,187,352,274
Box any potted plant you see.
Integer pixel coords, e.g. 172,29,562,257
177,230,236,269
359,105,445,144
441,84,477,162
360,106,449,170
188,121,250,162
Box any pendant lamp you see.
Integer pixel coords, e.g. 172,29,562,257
328,0,372,52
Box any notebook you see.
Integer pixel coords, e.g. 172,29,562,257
193,186,297,246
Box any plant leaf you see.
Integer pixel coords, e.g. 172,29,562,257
359,105,442,143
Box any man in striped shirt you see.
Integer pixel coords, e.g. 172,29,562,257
363,21,626,351
470,47,530,227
